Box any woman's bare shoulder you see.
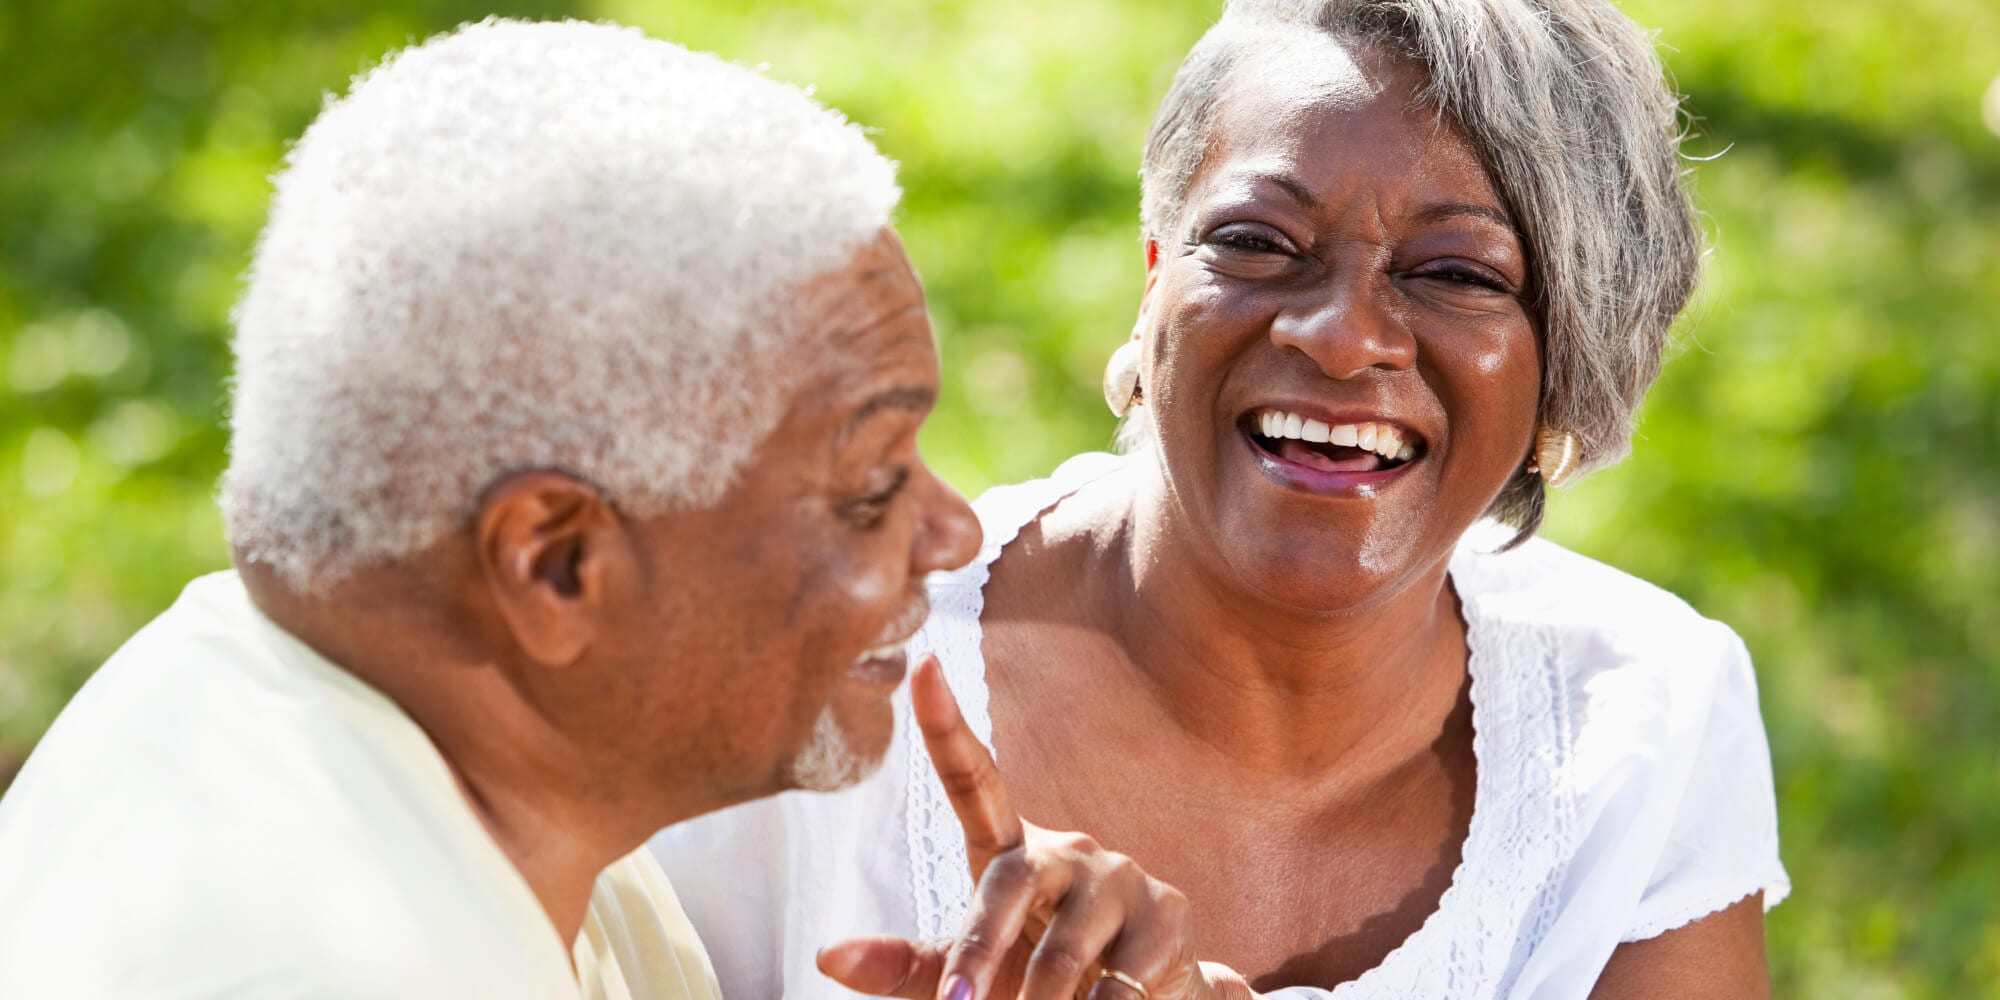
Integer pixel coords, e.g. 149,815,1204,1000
970,455,1135,626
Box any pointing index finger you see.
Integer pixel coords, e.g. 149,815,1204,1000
911,654,1024,877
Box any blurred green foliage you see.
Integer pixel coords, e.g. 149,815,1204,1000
2,0,1995,993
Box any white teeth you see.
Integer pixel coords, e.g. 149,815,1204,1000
1251,409,1417,463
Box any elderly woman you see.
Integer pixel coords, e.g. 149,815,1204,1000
653,0,1787,996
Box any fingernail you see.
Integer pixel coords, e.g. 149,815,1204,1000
813,945,852,978
943,974,973,1000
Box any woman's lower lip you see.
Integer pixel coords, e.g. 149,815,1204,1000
1240,427,1415,496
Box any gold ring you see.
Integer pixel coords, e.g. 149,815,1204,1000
1098,968,1149,999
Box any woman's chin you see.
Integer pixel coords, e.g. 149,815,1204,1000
1210,514,1441,615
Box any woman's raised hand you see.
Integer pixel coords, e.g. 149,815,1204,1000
817,655,1252,1000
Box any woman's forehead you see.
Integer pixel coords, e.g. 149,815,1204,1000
1202,36,1498,212
1228,28,1393,113
1215,29,1432,141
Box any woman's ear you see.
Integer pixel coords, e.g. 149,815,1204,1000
473,471,626,668
1135,238,1164,333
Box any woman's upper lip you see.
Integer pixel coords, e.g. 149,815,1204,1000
1241,401,1429,447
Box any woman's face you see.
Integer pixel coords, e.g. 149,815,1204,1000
1139,33,1541,613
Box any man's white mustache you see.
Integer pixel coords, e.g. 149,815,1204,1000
865,597,932,653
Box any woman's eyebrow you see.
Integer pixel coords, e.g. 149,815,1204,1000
1201,169,1321,213
1223,176,1516,234
1411,201,1519,234
1260,172,1323,212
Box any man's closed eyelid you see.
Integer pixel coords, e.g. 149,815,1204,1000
841,466,910,514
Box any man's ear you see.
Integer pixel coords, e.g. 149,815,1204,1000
473,471,627,669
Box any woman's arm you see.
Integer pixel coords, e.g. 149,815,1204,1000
1588,894,1769,1000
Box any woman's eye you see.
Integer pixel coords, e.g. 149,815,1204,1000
1203,225,1293,256
1414,262,1512,294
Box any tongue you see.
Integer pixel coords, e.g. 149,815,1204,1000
1279,438,1383,473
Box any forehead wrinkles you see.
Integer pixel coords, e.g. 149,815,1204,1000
807,258,925,347
829,300,929,359
797,289,934,420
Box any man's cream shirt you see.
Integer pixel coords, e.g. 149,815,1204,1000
0,572,723,999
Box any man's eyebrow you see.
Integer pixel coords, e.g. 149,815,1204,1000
843,385,936,438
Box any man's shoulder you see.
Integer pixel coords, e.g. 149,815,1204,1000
3,573,415,843
0,839,493,997
0,572,572,996
0,780,568,997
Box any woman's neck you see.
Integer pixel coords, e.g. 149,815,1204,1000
1093,462,1471,784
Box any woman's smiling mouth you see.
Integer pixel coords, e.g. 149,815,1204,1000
1240,406,1426,494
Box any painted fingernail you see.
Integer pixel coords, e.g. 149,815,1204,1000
943,974,973,1000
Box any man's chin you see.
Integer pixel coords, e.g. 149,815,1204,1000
784,702,891,793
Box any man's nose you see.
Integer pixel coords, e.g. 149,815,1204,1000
1267,278,1417,379
910,465,981,577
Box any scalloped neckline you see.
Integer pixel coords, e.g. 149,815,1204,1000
945,453,1501,994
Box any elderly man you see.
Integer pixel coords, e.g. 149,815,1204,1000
0,20,985,998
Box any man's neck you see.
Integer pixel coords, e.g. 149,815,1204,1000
238,564,661,948
392,662,640,949
433,708,630,951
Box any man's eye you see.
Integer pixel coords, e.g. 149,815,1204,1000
839,468,908,526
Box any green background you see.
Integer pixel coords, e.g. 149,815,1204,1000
2,0,1995,994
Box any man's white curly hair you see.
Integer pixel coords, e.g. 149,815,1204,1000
222,18,900,590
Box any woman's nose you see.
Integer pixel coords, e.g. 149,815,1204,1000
1267,279,1417,379
910,465,982,577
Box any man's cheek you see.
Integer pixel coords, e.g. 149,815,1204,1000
818,541,908,620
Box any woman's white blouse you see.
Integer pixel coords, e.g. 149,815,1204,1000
650,452,1789,999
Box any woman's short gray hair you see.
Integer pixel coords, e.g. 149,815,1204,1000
1138,0,1701,539
222,19,899,590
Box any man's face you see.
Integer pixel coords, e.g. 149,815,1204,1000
603,230,980,807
